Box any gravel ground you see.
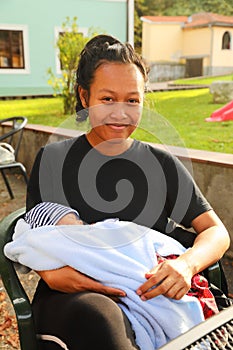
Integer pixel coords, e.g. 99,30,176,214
0,173,232,349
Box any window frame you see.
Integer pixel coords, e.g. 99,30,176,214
54,26,89,74
0,24,30,74
222,31,231,50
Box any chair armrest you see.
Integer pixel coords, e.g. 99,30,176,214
158,305,233,349
0,208,39,350
206,261,222,290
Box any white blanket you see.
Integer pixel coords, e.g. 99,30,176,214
4,219,204,350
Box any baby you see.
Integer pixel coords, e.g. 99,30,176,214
23,201,219,321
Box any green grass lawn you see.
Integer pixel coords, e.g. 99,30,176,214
0,97,65,127
137,89,233,153
1,88,232,154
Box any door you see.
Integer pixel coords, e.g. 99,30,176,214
185,58,203,77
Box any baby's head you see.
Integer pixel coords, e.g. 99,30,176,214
25,202,82,228
56,213,83,226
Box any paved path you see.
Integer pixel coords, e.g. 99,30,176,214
148,81,209,92
0,173,27,221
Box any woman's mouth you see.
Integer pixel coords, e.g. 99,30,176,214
106,123,129,130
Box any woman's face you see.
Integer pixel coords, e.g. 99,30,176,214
79,62,145,151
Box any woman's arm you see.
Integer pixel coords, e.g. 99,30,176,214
137,209,230,300
180,210,230,275
37,266,126,297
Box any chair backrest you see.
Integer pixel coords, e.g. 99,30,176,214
0,207,39,350
0,117,27,160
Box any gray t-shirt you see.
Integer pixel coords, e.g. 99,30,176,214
26,135,211,247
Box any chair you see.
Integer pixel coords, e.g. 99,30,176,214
0,208,39,350
0,208,231,350
158,304,233,349
0,117,28,199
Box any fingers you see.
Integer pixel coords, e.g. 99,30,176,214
136,260,192,301
69,268,127,297
90,280,126,297
77,273,126,297
137,276,189,300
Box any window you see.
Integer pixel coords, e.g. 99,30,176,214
222,31,231,50
0,25,29,74
0,30,24,68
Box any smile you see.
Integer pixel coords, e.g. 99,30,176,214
106,123,129,130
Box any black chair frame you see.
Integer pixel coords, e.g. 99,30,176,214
0,208,39,350
159,304,233,349
0,116,28,199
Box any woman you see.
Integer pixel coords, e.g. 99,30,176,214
27,35,230,350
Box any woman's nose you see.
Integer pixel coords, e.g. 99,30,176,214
109,102,128,120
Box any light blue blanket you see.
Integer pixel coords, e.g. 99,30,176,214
4,219,204,350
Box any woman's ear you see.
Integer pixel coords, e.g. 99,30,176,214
78,86,89,108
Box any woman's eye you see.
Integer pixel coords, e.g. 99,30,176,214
128,98,139,104
102,97,113,103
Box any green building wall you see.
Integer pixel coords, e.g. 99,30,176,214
0,0,127,97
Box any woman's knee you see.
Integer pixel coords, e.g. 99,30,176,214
69,292,137,349
68,292,123,325
33,290,138,350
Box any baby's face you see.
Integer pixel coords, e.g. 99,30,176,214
56,213,84,226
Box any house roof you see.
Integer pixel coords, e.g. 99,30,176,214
184,12,233,28
141,13,233,28
141,16,188,24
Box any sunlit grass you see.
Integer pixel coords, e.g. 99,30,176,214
140,89,233,153
0,97,65,126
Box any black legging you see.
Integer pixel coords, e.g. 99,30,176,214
32,280,139,350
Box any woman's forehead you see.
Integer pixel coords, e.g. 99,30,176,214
92,62,145,91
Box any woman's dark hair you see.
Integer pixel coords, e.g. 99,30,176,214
75,34,149,121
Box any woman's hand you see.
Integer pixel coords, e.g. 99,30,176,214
137,210,230,301
136,257,193,301
37,266,126,298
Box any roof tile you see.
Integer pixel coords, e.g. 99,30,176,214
141,13,233,27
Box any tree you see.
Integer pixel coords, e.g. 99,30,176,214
134,0,148,53
164,0,233,16
47,17,96,115
144,0,233,17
